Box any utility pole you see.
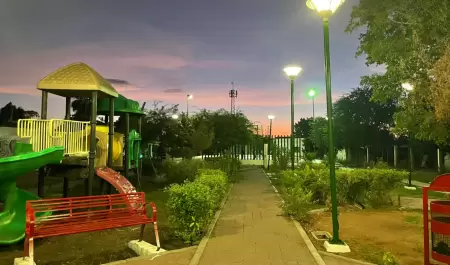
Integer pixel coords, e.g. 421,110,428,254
229,81,238,114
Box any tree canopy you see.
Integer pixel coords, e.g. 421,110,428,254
0,102,39,127
347,0,450,145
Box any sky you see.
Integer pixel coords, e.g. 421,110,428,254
0,0,385,135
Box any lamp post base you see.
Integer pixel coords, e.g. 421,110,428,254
324,240,351,253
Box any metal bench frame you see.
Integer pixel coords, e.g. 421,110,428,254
24,192,160,265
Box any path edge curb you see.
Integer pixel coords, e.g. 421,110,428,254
262,169,327,265
187,183,233,265
319,251,376,265
101,246,197,264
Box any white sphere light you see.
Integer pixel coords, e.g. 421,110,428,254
283,66,302,79
268,115,275,120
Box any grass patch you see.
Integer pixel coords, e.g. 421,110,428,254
394,187,447,199
410,170,440,183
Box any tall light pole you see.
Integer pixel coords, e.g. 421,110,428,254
306,0,348,252
186,94,193,117
401,82,416,190
268,115,275,170
308,88,316,119
283,65,302,170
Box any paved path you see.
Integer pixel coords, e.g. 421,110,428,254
196,168,317,265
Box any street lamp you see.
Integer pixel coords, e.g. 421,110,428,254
306,0,349,252
186,94,193,117
401,82,416,190
283,65,302,170
171,114,179,120
308,88,316,119
267,115,275,170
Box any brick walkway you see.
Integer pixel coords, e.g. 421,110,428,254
196,168,317,265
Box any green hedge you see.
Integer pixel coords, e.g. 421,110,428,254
279,163,407,220
166,168,231,244
204,156,241,181
161,159,208,183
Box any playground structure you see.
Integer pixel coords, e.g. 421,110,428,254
423,173,450,265
0,62,149,246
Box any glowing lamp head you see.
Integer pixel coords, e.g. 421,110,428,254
268,115,275,120
171,114,179,119
187,94,193,100
308,89,316,97
401,83,414,91
306,0,345,16
283,66,302,80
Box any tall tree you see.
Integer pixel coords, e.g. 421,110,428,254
347,0,450,144
0,102,39,126
294,118,314,152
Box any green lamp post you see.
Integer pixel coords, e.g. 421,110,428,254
283,65,302,170
306,0,350,252
308,88,316,119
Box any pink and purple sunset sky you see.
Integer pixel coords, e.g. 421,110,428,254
0,0,384,135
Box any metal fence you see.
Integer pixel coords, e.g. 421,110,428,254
202,135,303,161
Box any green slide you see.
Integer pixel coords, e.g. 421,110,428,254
0,143,64,245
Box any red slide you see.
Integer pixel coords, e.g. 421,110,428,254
95,167,137,194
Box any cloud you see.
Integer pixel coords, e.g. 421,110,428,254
164,88,184,93
106,79,130,85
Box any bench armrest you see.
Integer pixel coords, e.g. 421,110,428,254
143,202,157,222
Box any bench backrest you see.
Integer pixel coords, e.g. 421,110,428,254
26,192,147,235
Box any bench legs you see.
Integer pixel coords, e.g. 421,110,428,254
24,236,34,265
153,221,161,251
138,222,161,251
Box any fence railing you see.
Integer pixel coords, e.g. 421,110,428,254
201,136,303,162
17,119,90,156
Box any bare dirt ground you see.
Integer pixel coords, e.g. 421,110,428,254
307,209,423,265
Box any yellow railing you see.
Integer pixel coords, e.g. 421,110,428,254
17,119,90,156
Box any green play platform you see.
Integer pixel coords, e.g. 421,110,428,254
0,144,64,245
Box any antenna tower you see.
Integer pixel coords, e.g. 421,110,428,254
229,81,238,114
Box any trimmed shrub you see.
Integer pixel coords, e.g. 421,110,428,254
281,183,313,221
166,182,215,244
280,165,406,208
195,169,229,205
205,156,241,181
161,159,207,183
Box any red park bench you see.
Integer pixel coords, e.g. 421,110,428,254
23,192,160,265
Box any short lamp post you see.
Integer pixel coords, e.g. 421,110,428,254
283,65,302,170
186,94,193,117
306,0,349,252
268,115,275,170
401,82,416,190
308,88,316,119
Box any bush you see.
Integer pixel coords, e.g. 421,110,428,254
380,252,399,265
166,181,215,244
205,156,241,181
161,159,207,183
271,145,290,170
195,169,229,205
280,165,406,208
282,184,313,221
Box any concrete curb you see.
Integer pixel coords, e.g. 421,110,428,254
262,169,327,265
319,251,376,265
187,183,233,265
101,246,197,265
